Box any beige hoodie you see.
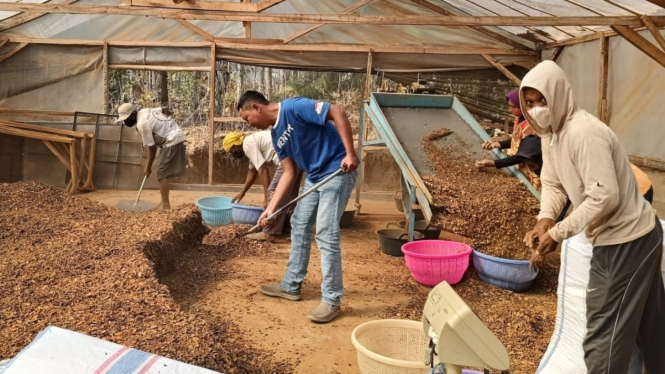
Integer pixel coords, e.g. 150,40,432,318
520,61,654,246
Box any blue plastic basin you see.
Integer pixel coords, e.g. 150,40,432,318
196,196,233,226
232,203,264,225
472,249,538,292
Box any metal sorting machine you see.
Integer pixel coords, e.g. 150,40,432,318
355,93,541,241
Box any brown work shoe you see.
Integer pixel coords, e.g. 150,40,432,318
260,283,301,301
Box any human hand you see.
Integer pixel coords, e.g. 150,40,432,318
341,153,358,173
475,159,495,168
481,141,501,150
232,193,244,203
530,250,544,271
523,218,554,249
258,207,275,228
535,230,559,257
144,165,152,177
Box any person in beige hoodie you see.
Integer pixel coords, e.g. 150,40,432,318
521,61,664,374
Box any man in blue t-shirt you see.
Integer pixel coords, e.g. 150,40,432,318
237,90,359,323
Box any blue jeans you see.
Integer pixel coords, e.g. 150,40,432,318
281,170,357,305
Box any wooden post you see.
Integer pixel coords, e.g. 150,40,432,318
550,46,564,62
84,136,96,189
78,137,86,187
103,42,109,114
598,35,609,124
208,43,216,185
503,117,510,135
69,140,79,194
362,49,373,143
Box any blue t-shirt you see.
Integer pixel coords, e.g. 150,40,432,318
271,97,347,183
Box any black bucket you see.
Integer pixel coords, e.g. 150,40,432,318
389,220,442,240
375,229,425,257
339,209,356,228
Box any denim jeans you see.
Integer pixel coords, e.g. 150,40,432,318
281,170,357,305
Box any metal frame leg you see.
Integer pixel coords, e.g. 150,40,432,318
354,105,365,212
400,175,416,242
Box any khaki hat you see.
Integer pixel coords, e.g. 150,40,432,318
115,103,137,123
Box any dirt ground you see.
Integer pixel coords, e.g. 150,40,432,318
85,188,558,374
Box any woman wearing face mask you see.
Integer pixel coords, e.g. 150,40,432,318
476,88,540,190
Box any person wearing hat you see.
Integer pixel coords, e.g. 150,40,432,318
223,131,304,242
116,103,187,210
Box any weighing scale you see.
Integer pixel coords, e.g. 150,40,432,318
422,281,511,374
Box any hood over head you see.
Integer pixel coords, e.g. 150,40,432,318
519,60,575,137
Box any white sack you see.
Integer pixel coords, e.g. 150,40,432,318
536,220,665,374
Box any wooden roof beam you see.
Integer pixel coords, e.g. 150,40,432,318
542,27,646,48
0,4,664,26
216,42,540,55
641,16,665,51
0,42,29,64
611,25,665,68
284,0,376,44
410,0,532,50
257,0,286,12
0,0,79,33
481,54,521,85
2,36,539,55
0,38,8,49
175,19,214,41
131,0,259,12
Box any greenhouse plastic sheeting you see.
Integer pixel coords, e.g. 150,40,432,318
537,220,665,374
216,48,538,71
0,43,103,113
108,46,211,67
543,28,665,161
0,326,220,374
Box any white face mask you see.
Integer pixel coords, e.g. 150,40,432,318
528,106,552,131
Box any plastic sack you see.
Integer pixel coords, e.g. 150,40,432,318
537,221,665,374
0,326,220,374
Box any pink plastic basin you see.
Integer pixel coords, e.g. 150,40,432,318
401,240,472,286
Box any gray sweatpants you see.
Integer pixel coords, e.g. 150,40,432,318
583,219,665,374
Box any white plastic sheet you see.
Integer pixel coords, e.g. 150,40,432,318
543,29,665,161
